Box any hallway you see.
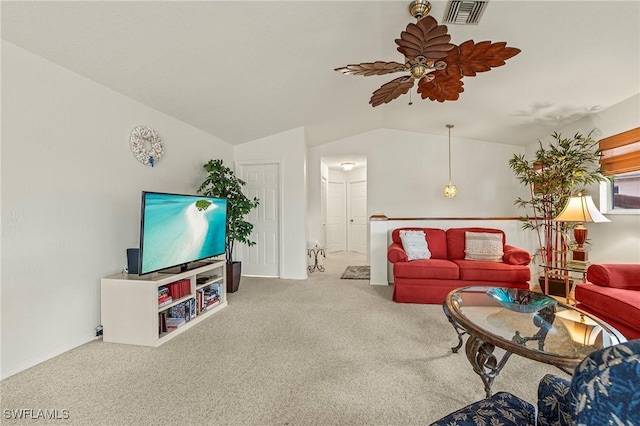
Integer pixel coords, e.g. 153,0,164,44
309,250,367,280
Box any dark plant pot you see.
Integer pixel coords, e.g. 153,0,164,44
226,261,242,293
538,276,573,297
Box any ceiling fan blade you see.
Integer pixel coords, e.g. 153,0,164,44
443,40,521,77
370,76,415,107
395,16,455,60
417,71,464,102
335,61,406,76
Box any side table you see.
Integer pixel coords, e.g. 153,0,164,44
307,247,325,273
541,262,589,304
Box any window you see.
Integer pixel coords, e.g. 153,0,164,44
599,127,640,213
609,171,640,210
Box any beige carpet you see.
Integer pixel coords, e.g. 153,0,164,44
0,251,562,425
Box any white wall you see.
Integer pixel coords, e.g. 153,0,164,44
234,127,307,280
527,94,640,263
307,128,528,245
319,162,329,247
1,42,234,379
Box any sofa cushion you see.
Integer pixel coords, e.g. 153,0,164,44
453,259,531,282
586,264,640,289
503,245,532,265
446,228,505,260
464,231,504,261
393,259,459,280
399,230,431,260
574,283,640,331
391,228,447,259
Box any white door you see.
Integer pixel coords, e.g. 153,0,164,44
348,180,367,254
321,177,327,247
238,163,279,276
326,181,346,252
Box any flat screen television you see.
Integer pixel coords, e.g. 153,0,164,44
138,191,227,275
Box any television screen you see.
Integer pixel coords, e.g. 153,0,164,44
139,191,227,275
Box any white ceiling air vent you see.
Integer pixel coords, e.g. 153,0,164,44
443,0,489,25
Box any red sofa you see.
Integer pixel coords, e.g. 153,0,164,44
388,227,532,304
575,264,640,340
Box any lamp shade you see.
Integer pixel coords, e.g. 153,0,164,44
554,195,610,223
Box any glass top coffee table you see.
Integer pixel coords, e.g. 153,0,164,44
443,286,626,397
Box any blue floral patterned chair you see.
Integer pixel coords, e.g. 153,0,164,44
429,339,640,426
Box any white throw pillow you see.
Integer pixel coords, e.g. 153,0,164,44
399,230,431,261
465,232,504,262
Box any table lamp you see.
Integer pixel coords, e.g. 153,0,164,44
554,194,610,262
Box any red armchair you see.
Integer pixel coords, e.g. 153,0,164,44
574,263,640,340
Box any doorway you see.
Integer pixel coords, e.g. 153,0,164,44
321,157,367,255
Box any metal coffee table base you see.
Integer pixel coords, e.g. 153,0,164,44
444,303,512,397
464,335,513,397
442,287,625,399
444,302,467,353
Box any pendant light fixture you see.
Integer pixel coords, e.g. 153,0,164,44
444,124,458,198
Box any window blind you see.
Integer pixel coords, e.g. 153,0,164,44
598,127,640,175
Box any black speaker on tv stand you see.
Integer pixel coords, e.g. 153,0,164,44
127,248,140,275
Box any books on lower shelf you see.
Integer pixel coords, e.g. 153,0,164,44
159,298,198,334
197,283,222,313
165,317,185,329
170,299,197,321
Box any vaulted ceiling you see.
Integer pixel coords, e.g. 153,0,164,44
2,1,639,147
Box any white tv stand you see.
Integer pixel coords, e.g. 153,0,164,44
100,258,227,346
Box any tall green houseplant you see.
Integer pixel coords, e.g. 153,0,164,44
197,159,259,292
509,131,607,271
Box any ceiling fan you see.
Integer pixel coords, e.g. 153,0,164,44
335,0,521,106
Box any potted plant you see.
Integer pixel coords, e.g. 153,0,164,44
197,159,260,293
508,131,607,295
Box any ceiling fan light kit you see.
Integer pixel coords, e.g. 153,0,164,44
335,0,520,107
